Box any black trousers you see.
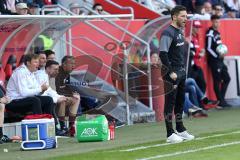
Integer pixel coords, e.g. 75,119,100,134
210,63,231,103
163,71,186,137
6,96,54,117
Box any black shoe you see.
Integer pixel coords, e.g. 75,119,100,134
56,128,68,136
192,110,208,118
115,120,125,128
219,101,232,108
1,135,12,143
59,121,68,132
201,97,219,105
62,126,69,133
201,98,219,110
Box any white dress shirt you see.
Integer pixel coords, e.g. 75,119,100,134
35,68,48,85
6,64,42,101
35,69,63,103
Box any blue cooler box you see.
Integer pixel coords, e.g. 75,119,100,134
21,118,56,150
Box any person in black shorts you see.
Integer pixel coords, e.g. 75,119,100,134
159,5,194,143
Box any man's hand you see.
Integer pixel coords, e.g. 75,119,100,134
41,83,49,92
0,96,10,104
169,72,177,81
220,53,225,59
72,92,80,100
199,49,205,57
57,96,67,103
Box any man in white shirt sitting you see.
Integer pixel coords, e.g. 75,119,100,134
35,60,79,137
6,54,54,117
35,55,68,135
35,58,66,104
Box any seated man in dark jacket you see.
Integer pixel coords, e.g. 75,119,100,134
55,56,80,137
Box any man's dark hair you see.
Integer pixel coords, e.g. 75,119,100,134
35,50,44,55
211,14,220,20
6,54,17,64
61,55,74,64
170,5,186,20
212,4,222,10
45,60,59,69
38,51,46,55
44,50,55,58
24,54,39,65
19,55,26,65
92,3,102,10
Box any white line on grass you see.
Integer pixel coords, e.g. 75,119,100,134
136,141,240,160
120,130,240,152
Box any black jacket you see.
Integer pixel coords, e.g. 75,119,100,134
205,27,223,66
0,0,12,15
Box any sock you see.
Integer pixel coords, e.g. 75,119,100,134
0,127,3,138
59,121,66,130
165,120,174,137
69,116,76,128
176,122,186,133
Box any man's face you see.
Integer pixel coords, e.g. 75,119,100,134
45,29,54,37
95,5,103,14
47,64,59,78
227,11,236,18
204,2,212,14
71,7,81,15
29,7,39,15
47,54,55,61
212,19,220,30
174,10,187,28
39,53,47,68
214,6,223,16
151,53,159,64
63,58,75,72
16,8,28,15
27,58,39,72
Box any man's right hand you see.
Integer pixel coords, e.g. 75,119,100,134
0,96,10,104
219,53,225,59
73,92,80,100
41,83,49,92
169,72,177,81
199,49,205,57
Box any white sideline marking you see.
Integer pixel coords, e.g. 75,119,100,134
120,130,240,152
136,141,240,160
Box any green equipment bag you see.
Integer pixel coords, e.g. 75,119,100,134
76,114,109,142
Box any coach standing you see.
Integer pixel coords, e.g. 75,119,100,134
159,5,194,143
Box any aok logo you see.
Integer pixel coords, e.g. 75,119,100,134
81,128,98,136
